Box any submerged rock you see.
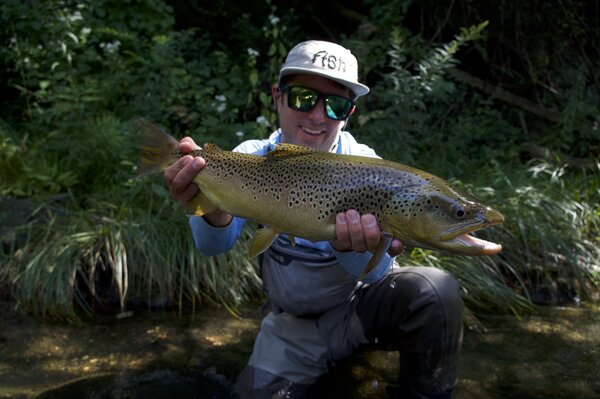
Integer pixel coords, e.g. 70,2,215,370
36,368,237,399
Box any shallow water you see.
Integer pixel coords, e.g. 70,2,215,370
1,301,598,398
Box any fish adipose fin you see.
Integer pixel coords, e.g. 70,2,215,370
249,227,279,258
358,232,394,281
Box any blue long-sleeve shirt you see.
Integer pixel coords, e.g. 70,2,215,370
188,129,394,283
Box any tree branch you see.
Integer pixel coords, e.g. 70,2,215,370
447,68,562,123
520,142,597,170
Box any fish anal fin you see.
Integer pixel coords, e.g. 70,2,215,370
358,231,394,281
249,227,279,258
185,191,218,216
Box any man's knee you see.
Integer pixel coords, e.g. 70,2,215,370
357,266,464,346
400,267,464,337
411,267,463,318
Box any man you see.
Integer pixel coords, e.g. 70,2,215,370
164,40,463,399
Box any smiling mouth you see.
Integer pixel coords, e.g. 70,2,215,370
301,126,323,135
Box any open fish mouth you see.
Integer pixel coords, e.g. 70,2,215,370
443,232,503,255
410,223,504,256
438,212,505,255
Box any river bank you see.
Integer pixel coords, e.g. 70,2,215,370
1,300,598,398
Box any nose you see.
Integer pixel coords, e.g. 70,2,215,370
306,98,327,122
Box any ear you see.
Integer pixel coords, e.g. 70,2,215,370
348,104,356,115
271,84,282,103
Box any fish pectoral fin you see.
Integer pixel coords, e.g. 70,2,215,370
249,227,279,258
185,191,218,216
358,232,394,281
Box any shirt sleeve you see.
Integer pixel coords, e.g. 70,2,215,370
188,215,246,256
332,248,394,283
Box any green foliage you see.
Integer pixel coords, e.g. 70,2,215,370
553,64,600,157
406,0,600,160
351,18,490,165
1,0,598,320
0,122,77,196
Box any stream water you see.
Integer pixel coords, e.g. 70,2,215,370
1,300,598,399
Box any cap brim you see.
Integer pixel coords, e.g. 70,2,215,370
280,67,370,98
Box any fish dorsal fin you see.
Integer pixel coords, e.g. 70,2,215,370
267,143,319,158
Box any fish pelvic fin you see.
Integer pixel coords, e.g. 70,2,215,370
136,120,183,177
185,191,218,216
358,231,394,281
249,227,279,258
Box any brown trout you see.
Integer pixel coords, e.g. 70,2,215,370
138,122,504,278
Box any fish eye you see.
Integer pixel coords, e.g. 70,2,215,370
452,205,466,219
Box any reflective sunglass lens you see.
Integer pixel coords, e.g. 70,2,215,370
284,85,353,121
289,87,318,111
325,97,352,120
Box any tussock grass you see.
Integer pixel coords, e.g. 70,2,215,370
412,160,600,316
1,195,262,321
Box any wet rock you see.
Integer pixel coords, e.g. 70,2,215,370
36,368,237,399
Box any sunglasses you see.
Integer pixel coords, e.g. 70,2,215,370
279,85,355,121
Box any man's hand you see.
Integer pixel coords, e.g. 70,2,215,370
164,137,204,208
164,137,233,227
330,209,404,256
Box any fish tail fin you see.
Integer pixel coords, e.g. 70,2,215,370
136,120,184,177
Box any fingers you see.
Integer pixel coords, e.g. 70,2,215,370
332,210,393,254
164,137,205,208
168,157,204,205
173,178,200,207
179,136,201,154
388,239,404,257
359,213,381,253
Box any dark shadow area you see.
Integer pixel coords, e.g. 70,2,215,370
35,368,237,399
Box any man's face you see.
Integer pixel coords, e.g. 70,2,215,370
272,74,353,152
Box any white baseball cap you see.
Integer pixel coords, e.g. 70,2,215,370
279,40,370,98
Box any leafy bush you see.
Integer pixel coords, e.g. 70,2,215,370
351,21,491,166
